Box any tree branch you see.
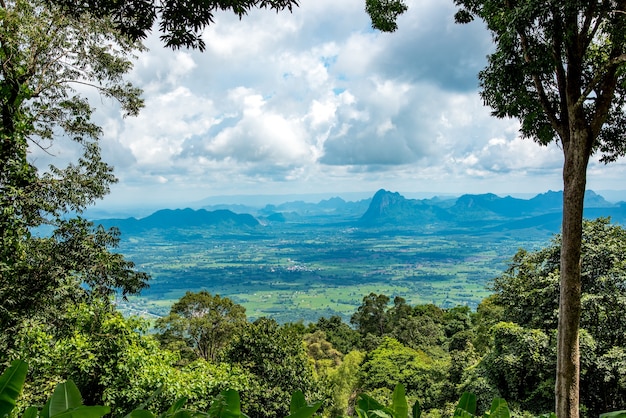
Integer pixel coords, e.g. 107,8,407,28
576,54,626,113
518,24,564,138
580,0,608,51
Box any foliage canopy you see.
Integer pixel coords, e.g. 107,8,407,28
155,291,247,363
47,0,300,51
0,0,148,337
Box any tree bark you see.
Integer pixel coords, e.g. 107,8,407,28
556,127,589,418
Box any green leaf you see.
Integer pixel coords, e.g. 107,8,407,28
365,0,408,32
600,412,626,418
484,398,509,418
160,398,188,418
355,408,369,418
42,397,52,418
46,380,84,417
52,406,110,418
453,411,475,418
126,410,156,418
208,390,242,418
391,384,408,418
125,386,163,418
454,393,477,416
289,391,307,415
357,394,386,413
0,360,28,418
411,400,421,418
22,406,38,418
285,400,323,418
368,411,392,418
168,411,201,418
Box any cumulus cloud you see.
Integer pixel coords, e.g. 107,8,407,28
78,0,624,207
203,88,311,165
121,86,217,167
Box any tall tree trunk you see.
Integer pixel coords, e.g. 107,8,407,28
556,128,589,418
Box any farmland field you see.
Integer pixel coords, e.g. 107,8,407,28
114,221,552,323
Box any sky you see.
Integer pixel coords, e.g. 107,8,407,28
41,0,626,210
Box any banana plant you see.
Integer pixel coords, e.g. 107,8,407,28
38,380,110,418
354,384,420,418
0,360,28,418
286,390,323,418
453,392,510,418
352,385,512,418
2,361,322,418
0,360,110,418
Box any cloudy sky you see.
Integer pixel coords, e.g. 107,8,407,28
66,0,626,208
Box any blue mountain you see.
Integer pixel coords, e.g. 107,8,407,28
98,208,259,233
359,189,620,231
94,189,624,237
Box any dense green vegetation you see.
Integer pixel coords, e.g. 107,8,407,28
1,360,519,418
0,0,149,338
3,218,626,418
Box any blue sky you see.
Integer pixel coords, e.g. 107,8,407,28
39,0,626,209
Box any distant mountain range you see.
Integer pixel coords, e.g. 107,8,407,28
95,189,626,236
359,189,624,229
98,208,259,233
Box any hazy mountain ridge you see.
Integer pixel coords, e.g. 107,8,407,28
359,189,451,226
98,208,259,233
95,189,624,236
202,197,372,219
360,189,621,232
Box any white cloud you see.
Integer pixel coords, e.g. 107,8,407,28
308,97,337,129
122,86,218,167
81,0,625,208
203,88,311,165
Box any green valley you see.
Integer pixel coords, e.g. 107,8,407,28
111,193,568,322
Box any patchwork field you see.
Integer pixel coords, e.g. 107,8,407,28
114,221,552,323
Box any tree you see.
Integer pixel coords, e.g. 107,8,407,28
155,291,247,362
223,317,317,418
388,303,446,351
311,315,361,354
6,300,251,416
365,2,626,415
493,218,626,351
390,314,445,351
443,306,472,338
471,295,504,354
0,0,148,337
302,330,344,415
491,247,560,335
47,0,300,51
481,322,555,415
303,330,343,378
325,350,366,417
350,293,390,337
359,337,447,412
385,296,413,334
489,218,626,416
